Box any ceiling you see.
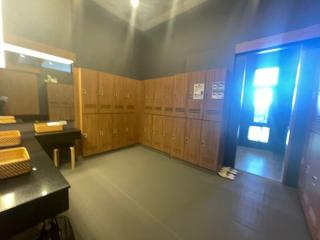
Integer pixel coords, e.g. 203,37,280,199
92,0,208,31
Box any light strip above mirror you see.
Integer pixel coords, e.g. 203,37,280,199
3,43,74,65
0,0,5,68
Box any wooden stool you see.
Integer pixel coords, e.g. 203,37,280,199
52,146,76,170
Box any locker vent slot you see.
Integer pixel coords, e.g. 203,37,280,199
189,109,200,113
175,108,185,113
100,104,112,109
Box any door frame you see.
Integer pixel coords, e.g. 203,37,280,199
224,27,320,186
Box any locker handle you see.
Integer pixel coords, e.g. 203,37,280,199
101,130,104,136
312,176,318,181
82,89,87,95
83,133,88,139
201,140,205,145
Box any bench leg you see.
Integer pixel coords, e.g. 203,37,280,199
53,148,59,167
70,146,76,170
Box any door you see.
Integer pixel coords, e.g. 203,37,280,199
203,69,226,121
184,119,202,165
144,80,155,114
173,74,188,118
171,117,186,159
124,79,137,113
162,116,173,154
153,78,163,115
152,115,164,150
112,113,126,149
113,76,125,113
99,72,114,113
99,114,113,152
141,114,153,146
125,113,138,145
186,71,206,119
82,114,100,156
200,121,221,171
238,48,300,152
163,77,174,116
81,69,99,114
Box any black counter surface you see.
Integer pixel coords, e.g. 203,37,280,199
0,122,73,239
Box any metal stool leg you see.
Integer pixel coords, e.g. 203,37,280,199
53,148,59,167
70,146,75,170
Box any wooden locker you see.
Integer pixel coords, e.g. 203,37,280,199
152,115,164,150
200,121,221,171
171,117,186,159
153,78,164,115
47,83,59,105
99,114,113,152
125,113,138,145
99,72,114,113
112,113,126,149
141,114,153,147
173,74,188,118
186,71,206,119
184,119,202,165
162,116,173,154
163,77,174,116
113,76,125,113
82,114,100,156
81,68,99,114
144,79,155,114
124,78,137,113
203,69,226,121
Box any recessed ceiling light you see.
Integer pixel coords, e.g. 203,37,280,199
20,54,25,58
130,0,139,8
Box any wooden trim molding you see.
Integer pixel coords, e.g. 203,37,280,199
4,34,76,61
236,24,320,54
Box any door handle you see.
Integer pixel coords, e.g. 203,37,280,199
312,176,318,181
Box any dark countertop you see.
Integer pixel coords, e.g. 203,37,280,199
0,122,71,214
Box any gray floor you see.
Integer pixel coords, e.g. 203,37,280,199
61,146,310,240
235,146,283,182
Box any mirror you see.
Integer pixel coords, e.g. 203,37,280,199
0,49,74,123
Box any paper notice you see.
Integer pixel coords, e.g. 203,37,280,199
193,83,204,100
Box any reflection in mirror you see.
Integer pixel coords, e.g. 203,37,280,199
0,49,74,123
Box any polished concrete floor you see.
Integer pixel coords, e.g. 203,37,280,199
235,146,283,182
60,145,310,240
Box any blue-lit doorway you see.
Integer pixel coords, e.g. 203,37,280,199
235,46,300,181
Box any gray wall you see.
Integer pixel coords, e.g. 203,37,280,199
140,0,320,79
2,0,142,79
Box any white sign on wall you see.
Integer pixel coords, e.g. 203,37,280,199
193,83,204,100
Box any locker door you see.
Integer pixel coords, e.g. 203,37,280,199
163,77,174,116
186,71,206,119
152,115,164,150
125,113,138,145
144,80,155,114
125,79,137,113
99,114,113,152
81,69,99,114
200,121,221,171
171,117,186,159
153,78,163,115
203,69,226,121
99,72,114,113
82,114,100,156
162,116,173,154
184,119,202,165
112,113,126,149
173,74,188,118
113,76,125,113
141,114,153,146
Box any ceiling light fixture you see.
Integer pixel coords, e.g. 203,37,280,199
3,43,74,65
130,0,139,9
